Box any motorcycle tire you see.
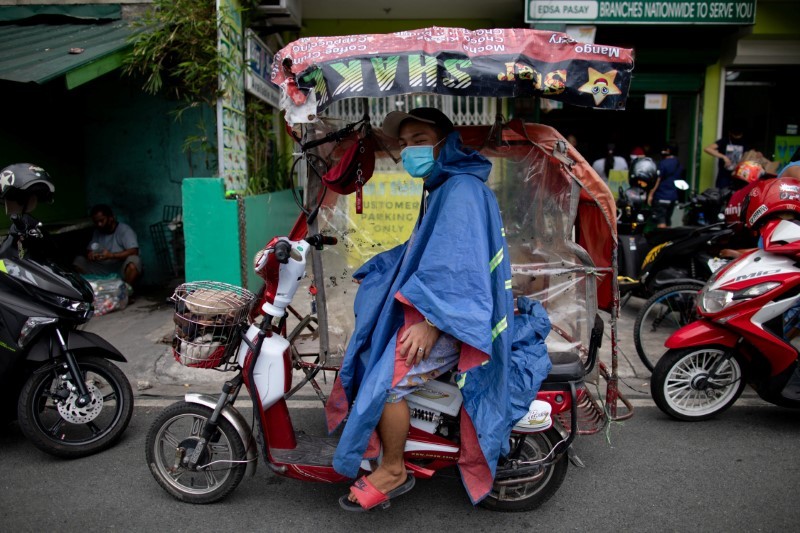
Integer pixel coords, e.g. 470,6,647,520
633,284,702,372
480,427,568,512
17,355,133,458
146,402,247,504
652,347,746,421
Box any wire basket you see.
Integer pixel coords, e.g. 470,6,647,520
172,281,256,369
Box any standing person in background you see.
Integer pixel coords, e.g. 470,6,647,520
648,144,683,228
704,124,749,189
592,143,628,183
629,146,645,163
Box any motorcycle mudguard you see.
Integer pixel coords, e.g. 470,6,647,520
25,330,127,363
185,393,258,477
664,320,739,350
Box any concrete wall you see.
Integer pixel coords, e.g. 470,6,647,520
183,177,298,289
81,75,216,284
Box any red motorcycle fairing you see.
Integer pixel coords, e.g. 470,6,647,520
665,320,741,349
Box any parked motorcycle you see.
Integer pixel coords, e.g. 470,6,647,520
0,163,133,457
681,187,728,226
652,177,800,420
616,159,729,302
145,232,604,510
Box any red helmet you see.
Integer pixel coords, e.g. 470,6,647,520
743,177,800,230
732,160,765,184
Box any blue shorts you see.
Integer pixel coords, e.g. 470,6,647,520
386,333,460,403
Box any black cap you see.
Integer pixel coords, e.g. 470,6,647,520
382,107,455,139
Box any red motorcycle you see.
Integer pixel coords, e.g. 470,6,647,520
652,177,800,420
145,226,604,510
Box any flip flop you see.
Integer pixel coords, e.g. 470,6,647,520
339,473,415,512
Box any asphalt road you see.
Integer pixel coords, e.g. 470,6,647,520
2,403,800,532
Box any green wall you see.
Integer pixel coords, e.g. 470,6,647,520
183,178,241,285
0,73,216,285
80,74,216,284
183,178,299,289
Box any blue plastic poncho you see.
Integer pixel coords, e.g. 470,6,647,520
325,132,551,503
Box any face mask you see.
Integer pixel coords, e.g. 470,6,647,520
400,138,445,178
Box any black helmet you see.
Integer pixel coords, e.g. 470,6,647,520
629,157,658,190
0,163,55,203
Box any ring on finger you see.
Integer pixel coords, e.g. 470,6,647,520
417,347,424,355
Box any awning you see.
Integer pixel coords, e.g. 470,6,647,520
0,21,138,89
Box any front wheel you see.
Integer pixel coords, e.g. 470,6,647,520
17,355,133,458
652,347,746,421
480,427,568,512
634,284,702,372
146,402,247,504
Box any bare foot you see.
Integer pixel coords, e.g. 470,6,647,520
348,466,407,503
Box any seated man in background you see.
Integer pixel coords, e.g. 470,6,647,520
73,204,141,287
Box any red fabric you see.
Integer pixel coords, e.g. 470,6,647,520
326,375,350,433
458,408,495,503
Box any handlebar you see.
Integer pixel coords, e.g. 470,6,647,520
305,234,338,248
272,234,338,264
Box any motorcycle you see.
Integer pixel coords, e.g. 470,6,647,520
651,215,800,421
681,186,728,226
146,232,604,510
0,165,133,457
618,222,733,303
144,26,634,510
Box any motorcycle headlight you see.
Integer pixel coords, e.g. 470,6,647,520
18,317,57,348
700,289,733,314
700,282,780,314
42,292,93,317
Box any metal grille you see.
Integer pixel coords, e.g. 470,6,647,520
324,95,497,128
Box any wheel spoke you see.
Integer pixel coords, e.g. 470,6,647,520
162,429,182,448
48,418,65,437
86,421,102,436
203,468,219,488
208,442,230,454
102,391,117,402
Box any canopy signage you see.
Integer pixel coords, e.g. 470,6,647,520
271,27,634,117
526,1,757,25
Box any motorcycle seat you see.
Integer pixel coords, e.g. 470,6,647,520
644,226,697,246
543,351,585,383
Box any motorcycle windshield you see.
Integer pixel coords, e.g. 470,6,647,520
302,116,608,362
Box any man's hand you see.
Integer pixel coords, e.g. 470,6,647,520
89,250,111,261
399,320,441,367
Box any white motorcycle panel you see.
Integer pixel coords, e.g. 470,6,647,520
237,324,288,410
712,250,800,291
512,400,553,433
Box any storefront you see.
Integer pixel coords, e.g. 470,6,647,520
523,0,764,188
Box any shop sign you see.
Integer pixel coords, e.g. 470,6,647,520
526,1,757,25
245,30,281,108
644,93,668,109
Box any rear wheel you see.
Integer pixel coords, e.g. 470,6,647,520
480,428,568,512
146,402,247,504
634,284,702,372
652,347,746,421
17,356,133,458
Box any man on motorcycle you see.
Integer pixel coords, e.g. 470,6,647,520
327,108,523,511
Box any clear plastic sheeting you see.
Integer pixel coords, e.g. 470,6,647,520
298,119,604,364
